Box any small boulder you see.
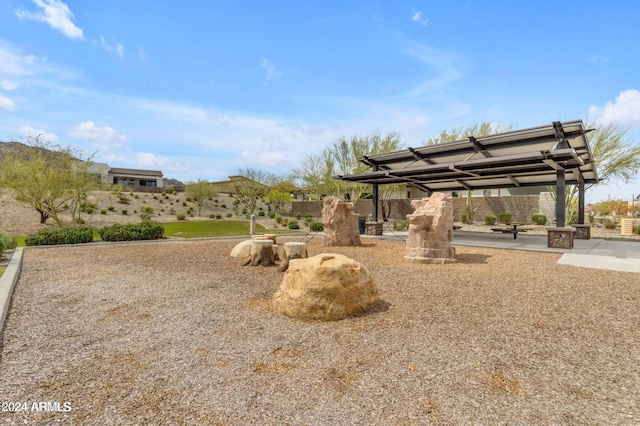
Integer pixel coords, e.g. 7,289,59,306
230,240,252,258
273,253,380,321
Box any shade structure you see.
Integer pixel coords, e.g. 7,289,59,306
334,120,598,193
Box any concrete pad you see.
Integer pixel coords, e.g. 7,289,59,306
0,248,24,330
557,253,640,273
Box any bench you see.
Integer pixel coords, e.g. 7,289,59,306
491,225,533,239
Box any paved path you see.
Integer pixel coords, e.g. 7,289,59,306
368,231,640,273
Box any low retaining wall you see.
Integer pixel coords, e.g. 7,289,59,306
292,195,543,224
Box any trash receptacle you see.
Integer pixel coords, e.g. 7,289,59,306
358,216,366,234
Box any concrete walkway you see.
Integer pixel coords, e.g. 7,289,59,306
367,230,640,273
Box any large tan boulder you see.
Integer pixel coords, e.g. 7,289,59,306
322,196,361,247
230,240,253,258
405,192,456,264
273,253,380,321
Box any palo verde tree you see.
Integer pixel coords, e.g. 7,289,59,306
185,178,217,216
263,176,296,213
295,132,404,208
427,121,513,145
230,168,273,215
0,136,97,226
548,121,640,223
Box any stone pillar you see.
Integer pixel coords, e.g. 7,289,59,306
405,192,456,264
322,197,361,247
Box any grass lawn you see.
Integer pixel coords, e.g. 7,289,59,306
0,264,5,278
162,220,298,239
13,219,302,245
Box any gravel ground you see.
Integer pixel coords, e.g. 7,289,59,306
1,236,639,425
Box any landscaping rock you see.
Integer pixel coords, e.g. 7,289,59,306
405,192,456,264
321,196,361,247
230,240,252,258
273,253,379,321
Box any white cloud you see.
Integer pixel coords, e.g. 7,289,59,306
0,94,16,111
260,58,283,81
95,35,124,58
411,11,429,26
398,42,463,98
135,152,189,174
17,125,59,142
68,121,128,150
1,80,18,90
588,89,640,130
15,0,83,40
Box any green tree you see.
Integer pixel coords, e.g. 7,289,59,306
427,121,513,145
230,168,272,215
185,178,217,216
295,132,404,206
0,137,96,226
264,189,292,213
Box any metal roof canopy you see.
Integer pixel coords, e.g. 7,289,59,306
335,120,598,194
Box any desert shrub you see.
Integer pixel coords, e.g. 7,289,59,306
498,212,513,223
118,195,130,204
186,197,192,202
605,221,616,230
288,219,300,229
484,215,497,225
633,225,640,235
177,213,186,220
531,213,547,225
100,209,107,215
233,199,240,206
305,214,313,220
182,201,187,207
460,213,468,224
304,217,312,226
25,226,94,246
215,214,222,219
226,213,232,217
209,214,215,218
108,206,115,211
121,209,128,215
0,229,17,255
258,211,265,216
393,220,409,231
140,206,154,220
153,195,158,199
293,211,302,219
269,212,276,218
274,214,282,223
99,221,164,242
310,222,324,232
242,208,248,214
221,204,227,208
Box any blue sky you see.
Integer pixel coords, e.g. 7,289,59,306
1,1,639,204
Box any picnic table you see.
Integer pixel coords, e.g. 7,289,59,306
491,222,533,239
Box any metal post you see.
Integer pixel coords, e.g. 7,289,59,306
372,164,379,222
578,182,585,224
556,170,566,227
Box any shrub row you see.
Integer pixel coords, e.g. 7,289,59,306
25,226,94,246
98,221,164,242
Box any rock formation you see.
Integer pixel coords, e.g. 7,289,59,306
321,196,361,247
405,192,456,264
273,253,380,321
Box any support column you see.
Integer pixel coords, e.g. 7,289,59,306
556,169,566,227
372,164,379,222
578,182,585,224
